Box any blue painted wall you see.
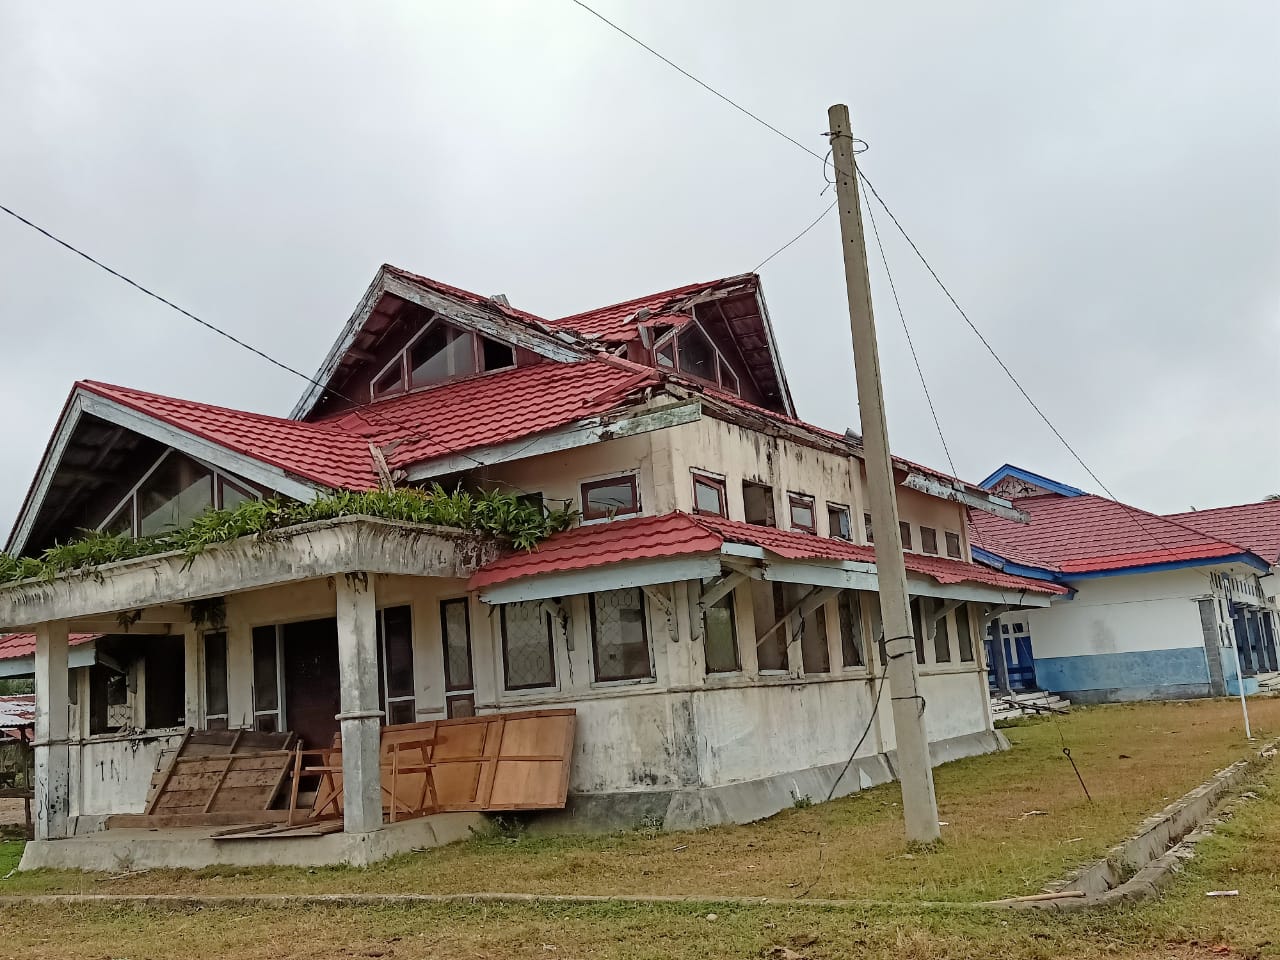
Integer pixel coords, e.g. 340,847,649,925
1035,647,1210,699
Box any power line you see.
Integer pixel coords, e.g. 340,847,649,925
862,186,957,478
0,203,330,395
567,0,824,163
753,200,836,272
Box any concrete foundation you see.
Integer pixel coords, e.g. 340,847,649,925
19,812,486,872
536,729,1005,832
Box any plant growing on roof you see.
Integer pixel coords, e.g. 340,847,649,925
0,485,577,586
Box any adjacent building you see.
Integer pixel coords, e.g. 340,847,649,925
972,465,1278,703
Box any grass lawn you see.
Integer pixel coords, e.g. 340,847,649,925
0,699,1277,958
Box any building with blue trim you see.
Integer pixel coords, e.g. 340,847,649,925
971,465,1278,703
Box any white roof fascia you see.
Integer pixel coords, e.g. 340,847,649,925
477,555,723,605
405,400,701,482
720,544,1052,606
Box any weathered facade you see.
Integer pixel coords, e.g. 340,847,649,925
1,267,1062,869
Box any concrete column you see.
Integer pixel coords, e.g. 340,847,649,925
335,573,384,834
33,622,71,840
183,625,201,728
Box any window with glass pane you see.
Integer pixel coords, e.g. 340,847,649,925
410,322,475,387
945,531,962,559
372,362,404,398
798,595,830,674
677,326,716,381
501,601,556,690
956,605,975,661
591,588,652,682
934,610,952,663
378,605,416,725
251,625,280,731
655,338,675,368
138,453,213,536
899,521,913,551
864,513,874,543
920,527,939,555
719,361,740,395
703,591,739,674
440,599,472,693
220,478,257,511
692,474,726,516
789,495,816,533
581,475,639,520
911,598,926,664
828,505,851,540
753,580,788,671
203,631,229,727
838,591,864,667
102,502,132,536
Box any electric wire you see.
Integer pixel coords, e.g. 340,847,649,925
752,200,837,272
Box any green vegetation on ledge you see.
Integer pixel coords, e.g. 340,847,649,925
0,486,576,587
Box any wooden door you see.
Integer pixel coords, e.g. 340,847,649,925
282,618,341,749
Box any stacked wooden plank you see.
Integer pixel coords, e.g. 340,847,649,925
107,728,296,829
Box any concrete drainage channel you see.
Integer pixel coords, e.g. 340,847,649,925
1008,737,1280,912
1,740,1274,915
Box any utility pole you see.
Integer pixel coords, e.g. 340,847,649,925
827,103,940,844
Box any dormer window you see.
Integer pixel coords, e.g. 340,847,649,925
370,319,518,400
653,320,742,396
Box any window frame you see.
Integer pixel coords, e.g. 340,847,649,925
838,590,865,669
96,449,264,539
933,609,952,663
702,590,741,675
201,630,230,729
788,493,817,534
899,521,913,551
691,471,728,517
920,526,939,555
864,512,874,543
250,624,286,733
651,318,744,396
500,601,558,692
827,503,852,541
589,588,655,684
956,605,976,662
377,605,417,725
945,531,963,559
439,597,474,694
367,318,521,401
580,472,641,522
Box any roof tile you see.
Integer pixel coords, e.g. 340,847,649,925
1165,501,1280,566
0,633,99,662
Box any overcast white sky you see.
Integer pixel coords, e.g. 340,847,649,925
1,1,1277,543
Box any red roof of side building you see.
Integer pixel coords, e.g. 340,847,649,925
470,512,1066,595
1165,501,1280,566
970,493,1255,575
0,633,99,662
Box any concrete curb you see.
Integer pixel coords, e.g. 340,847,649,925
1012,737,1279,912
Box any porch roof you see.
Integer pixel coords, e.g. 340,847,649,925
0,632,98,661
469,511,1068,601
0,516,497,633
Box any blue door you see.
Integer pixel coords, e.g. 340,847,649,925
986,619,1038,692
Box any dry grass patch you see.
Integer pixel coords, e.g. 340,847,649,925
3,698,1277,908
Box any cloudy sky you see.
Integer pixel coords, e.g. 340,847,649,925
1,1,1276,543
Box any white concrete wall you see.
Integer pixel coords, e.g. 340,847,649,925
71,731,186,817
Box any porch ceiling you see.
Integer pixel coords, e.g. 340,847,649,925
0,516,498,632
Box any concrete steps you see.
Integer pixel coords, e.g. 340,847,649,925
991,690,1072,722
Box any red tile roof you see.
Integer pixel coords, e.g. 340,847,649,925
551,276,754,341
0,633,99,662
383,265,550,328
318,358,659,472
82,381,381,490
1165,500,1280,566
0,694,35,730
79,358,658,491
470,512,1066,595
970,493,1254,574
